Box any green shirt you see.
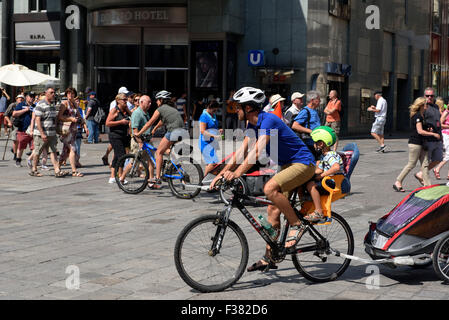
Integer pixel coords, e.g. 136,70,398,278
158,104,184,132
131,107,151,134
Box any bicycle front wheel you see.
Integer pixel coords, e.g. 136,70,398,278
174,214,249,293
432,233,449,282
292,212,354,282
115,154,149,194
167,157,204,199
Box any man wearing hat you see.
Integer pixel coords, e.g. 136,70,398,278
284,92,304,128
264,94,285,112
84,91,101,144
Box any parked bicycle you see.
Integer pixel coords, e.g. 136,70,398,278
174,176,355,292
114,134,203,199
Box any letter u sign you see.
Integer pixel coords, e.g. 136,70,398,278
248,50,265,67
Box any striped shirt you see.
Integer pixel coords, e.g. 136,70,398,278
34,99,57,137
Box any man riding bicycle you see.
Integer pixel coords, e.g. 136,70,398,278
210,87,316,271
137,90,185,187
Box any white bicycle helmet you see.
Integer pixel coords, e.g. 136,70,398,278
233,87,266,105
155,90,172,100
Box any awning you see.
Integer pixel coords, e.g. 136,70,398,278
15,41,60,51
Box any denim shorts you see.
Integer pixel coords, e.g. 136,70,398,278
164,128,184,142
371,117,386,135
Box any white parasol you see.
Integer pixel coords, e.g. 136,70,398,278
0,63,59,87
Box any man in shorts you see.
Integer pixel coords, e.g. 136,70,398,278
210,87,316,271
368,91,388,152
31,86,64,177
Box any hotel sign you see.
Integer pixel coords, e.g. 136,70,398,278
92,7,187,27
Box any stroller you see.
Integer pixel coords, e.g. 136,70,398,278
364,184,449,282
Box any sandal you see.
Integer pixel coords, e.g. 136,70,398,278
285,224,306,252
148,178,162,189
72,171,84,177
55,170,68,178
29,170,43,177
434,169,441,180
393,184,405,192
414,173,424,186
304,211,325,223
247,255,278,272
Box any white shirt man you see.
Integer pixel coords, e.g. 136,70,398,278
284,92,304,127
368,91,387,152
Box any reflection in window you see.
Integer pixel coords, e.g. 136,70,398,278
95,45,140,67
145,45,187,68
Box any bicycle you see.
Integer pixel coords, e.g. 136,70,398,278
174,175,354,292
114,134,204,199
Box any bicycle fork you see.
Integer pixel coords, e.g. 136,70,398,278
209,206,232,256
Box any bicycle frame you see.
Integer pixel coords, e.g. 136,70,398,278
213,186,330,260
139,140,185,181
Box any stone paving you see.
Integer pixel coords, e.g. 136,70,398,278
0,133,448,300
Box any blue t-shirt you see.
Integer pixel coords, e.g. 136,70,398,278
246,112,315,166
294,106,321,145
14,102,33,132
199,109,219,163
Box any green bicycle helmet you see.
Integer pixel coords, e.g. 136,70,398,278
311,126,337,147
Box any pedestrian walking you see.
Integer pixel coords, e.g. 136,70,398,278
199,99,222,177
12,92,34,167
58,88,85,177
84,91,101,144
415,87,444,184
324,90,342,151
106,93,131,184
31,86,66,177
432,97,448,179
393,97,437,191
367,91,387,152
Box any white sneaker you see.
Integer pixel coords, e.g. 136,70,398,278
41,165,50,171
108,177,116,184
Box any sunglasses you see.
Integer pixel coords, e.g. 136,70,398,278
425,95,434,98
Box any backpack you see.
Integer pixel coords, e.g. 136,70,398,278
91,99,106,123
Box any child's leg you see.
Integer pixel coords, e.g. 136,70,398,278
306,181,323,214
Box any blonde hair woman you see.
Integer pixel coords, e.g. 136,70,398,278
393,97,440,191
105,93,132,184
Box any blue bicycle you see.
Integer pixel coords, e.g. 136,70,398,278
114,134,204,198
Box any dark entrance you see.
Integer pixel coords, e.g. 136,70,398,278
396,79,409,131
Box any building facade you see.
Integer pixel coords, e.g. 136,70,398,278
1,0,442,135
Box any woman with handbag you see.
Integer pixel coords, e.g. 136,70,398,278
57,87,84,177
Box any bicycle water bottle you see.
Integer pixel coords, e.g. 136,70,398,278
258,215,277,238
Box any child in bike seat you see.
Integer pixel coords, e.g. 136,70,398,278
304,126,350,222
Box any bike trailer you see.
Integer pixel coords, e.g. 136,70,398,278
365,184,449,261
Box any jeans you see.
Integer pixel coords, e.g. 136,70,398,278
87,120,99,143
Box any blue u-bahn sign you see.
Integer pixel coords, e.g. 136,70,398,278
248,50,265,67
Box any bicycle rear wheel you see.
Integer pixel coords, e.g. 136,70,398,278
167,157,204,199
292,212,354,282
115,154,149,194
174,214,249,292
432,233,449,282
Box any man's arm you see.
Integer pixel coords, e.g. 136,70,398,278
291,121,311,134
35,116,47,141
210,136,251,189
137,110,159,136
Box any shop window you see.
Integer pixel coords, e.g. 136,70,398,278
329,0,351,20
95,45,139,68
29,0,47,12
145,45,187,68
